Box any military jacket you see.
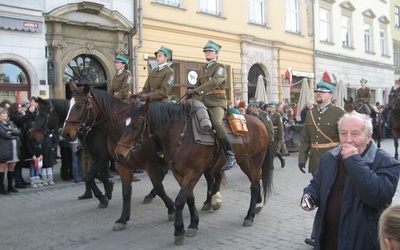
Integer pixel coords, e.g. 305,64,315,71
109,70,132,101
252,110,274,142
356,87,371,103
298,104,345,174
194,61,227,109
139,65,174,102
270,112,283,140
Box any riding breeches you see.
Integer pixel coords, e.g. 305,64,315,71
207,106,227,139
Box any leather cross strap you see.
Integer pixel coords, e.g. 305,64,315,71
309,110,334,144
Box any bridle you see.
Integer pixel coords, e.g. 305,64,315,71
64,93,96,138
31,106,55,133
116,116,149,160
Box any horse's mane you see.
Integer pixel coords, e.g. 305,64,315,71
49,98,70,120
84,87,128,127
146,102,190,131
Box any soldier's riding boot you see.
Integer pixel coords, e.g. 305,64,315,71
276,152,286,168
7,171,18,193
220,137,238,171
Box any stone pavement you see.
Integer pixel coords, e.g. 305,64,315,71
0,139,399,250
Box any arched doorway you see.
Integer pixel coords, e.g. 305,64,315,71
247,64,266,100
64,55,107,99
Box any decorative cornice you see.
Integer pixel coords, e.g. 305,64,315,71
339,1,355,11
362,9,376,19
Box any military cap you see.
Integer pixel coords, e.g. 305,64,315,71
268,101,278,107
314,81,335,93
203,40,222,52
155,46,173,61
248,101,259,107
114,54,129,64
360,78,368,83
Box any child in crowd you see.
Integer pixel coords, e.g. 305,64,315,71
26,122,43,187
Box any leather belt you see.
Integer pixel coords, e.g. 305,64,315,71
311,142,340,149
273,126,278,129
207,89,226,95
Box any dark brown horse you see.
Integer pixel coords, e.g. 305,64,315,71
31,97,113,207
343,97,382,148
387,87,400,159
60,83,222,231
114,100,273,245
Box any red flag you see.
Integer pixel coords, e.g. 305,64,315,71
15,91,23,103
322,71,333,83
285,66,293,90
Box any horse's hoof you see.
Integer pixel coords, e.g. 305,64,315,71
143,197,153,204
168,212,175,221
212,202,222,211
113,223,126,231
201,203,212,211
174,234,185,246
186,228,197,237
98,198,109,209
243,219,253,227
255,204,263,214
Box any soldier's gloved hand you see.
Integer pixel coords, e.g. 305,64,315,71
138,94,149,101
186,89,197,96
298,163,306,174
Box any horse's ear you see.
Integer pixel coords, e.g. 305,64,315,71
68,79,77,90
83,84,90,95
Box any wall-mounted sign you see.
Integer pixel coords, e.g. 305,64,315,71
47,60,56,85
187,70,198,85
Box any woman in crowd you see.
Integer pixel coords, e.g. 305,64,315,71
0,107,21,194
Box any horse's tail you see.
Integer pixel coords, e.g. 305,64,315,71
261,143,274,205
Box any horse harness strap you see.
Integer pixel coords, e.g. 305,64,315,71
309,110,336,148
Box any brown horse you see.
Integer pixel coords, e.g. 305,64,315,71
343,97,382,148
60,83,222,231
114,99,273,245
387,87,400,159
31,97,114,207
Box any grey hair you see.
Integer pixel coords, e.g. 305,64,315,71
338,111,373,135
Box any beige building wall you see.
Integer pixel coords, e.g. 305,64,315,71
391,0,400,82
136,0,314,103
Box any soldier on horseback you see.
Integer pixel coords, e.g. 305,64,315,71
185,40,238,171
356,78,375,116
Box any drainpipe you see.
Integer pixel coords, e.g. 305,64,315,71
128,0,138,92
133,0,143,93
312,0,316,92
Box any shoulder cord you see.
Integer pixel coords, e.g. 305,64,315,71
309,110,333,143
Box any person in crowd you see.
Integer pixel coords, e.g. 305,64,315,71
356,77,374,115
379,204,400,250
8,101,36,188
300,100,315,124
298,81,345,246
40,129,58,186
248,100,275,169
276,104,290,156
237,100,247,115
301,111,400,250
70,139,82,183
0,107,21,194
59,133,73,181
266,101,285,168
26,122,44,187
227,100,240,115
185,40,238,171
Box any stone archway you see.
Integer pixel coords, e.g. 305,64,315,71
247,64,266,100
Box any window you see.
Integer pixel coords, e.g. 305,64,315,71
249,0,266,26
0,61,30,104
341,16,351,47
380,29,386,55
199,0,221,16
364,23,372,52
396,6,400,28
154,0,181,7
286,0,300,33
394,41,400,73
319,8,330,42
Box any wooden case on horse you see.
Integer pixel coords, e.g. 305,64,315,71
227,114,248,136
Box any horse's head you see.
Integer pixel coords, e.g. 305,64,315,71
343,97,355,112
31,97,60,143
61,82,97,141
388,87,400,110
115,98,149,161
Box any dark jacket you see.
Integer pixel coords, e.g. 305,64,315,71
304,141,400,250
41,130,58,167
0,121,21,162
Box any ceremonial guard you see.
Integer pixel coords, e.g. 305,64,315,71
267,101,285,168
109,54,132,102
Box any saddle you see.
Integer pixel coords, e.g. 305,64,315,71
187,99,245,145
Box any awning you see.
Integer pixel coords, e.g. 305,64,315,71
0,15,43,33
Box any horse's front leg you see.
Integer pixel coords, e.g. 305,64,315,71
113,164,132,231
87,170,108,208
243,182,261,227
174,188,187,245
185,192,199,237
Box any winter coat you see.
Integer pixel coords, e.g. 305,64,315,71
304,141,400,250
0,121,21,162
40,130,58,168
9,111,36,164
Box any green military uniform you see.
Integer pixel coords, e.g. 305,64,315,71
270,111,283,153
249,101,274,142
109,54,132,102
139,64,174,102
356,87,371,103
139,46,174,102
299,103,345,174
193,60,227,139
